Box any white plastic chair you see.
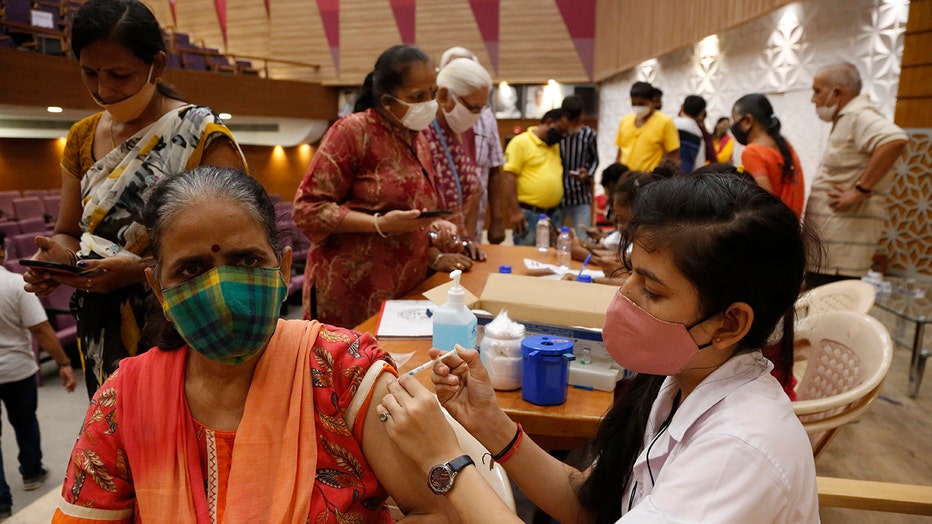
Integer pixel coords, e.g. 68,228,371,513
792,310,893,459
795,280,876,322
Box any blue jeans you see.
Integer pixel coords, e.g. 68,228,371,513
513,208,545,247
552,203,592,240
0,375,43,505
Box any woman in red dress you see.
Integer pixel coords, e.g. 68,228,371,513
294,45,458,327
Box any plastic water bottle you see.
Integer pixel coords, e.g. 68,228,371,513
556,226,572,268
535,214,550,252
432,270,478,351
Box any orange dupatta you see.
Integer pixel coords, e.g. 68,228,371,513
120,319,321,522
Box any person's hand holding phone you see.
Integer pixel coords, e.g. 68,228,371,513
22,236,73,297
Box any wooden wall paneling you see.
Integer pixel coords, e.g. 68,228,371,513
895,0,932,129
240,144,315,201
900,31,932,67
226,0,271,65
0,138,64,193
173,1,224,51
905,0,932,30
269,0,330,82
338,0,411,84
498,0,586,83
593,0,796,81
897,65,932,99
415,0,489,76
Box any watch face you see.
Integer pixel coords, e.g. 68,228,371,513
428,465,454,494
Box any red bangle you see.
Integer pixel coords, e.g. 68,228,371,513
491,423,523,464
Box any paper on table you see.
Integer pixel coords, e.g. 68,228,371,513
376,300,435,338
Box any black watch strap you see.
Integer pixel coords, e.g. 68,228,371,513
855,183,872,194
447,454,474,473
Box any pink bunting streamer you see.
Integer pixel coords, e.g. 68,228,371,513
168,0,177,27
316,0,340,75
555,0,595,80
468,0,499,74
389,0,416,44
214,0,228,47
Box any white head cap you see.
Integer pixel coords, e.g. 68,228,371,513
439,46,478,69
438,57,492,97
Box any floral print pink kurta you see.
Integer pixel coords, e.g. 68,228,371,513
423,119,481,236
294,109,439,327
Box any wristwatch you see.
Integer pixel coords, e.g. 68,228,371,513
427,454,474,494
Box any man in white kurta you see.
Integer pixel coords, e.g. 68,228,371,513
804,63,908,288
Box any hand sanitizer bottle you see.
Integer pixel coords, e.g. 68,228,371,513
432,270,478,352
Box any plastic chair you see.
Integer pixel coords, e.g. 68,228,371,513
795,280,876,322
792,310,893,459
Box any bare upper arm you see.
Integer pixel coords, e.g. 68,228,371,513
360,373,461,522
54,169,85,239
27,320,54,336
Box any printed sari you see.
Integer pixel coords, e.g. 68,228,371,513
65,105,244,394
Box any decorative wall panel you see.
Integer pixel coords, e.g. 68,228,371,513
598,0,924,273
882,130,932,275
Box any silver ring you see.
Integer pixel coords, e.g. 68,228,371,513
379,411,391,422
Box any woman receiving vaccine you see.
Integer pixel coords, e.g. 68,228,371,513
378,172,821,523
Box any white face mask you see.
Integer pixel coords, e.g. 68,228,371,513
390,96,439,131
443,97,482,134
815,92,838,122
632,104,651,118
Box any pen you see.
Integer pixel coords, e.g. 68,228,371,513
406,348,459,376
578,253,592,279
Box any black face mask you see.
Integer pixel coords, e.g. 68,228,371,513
545,127,563,146
730,119,750,146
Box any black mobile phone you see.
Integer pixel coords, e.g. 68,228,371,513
419,209,452,218
18,259,84,275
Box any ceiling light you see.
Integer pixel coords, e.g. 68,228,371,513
219,112,232,120
47,106,63,113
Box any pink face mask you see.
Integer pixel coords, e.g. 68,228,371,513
602,291,715,376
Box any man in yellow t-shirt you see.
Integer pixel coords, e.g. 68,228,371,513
502,109,571,246
614,81,680,172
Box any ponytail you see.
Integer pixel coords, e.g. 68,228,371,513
354,72,377,112
734,94,797,183
578,374,665,522
766,115,797,183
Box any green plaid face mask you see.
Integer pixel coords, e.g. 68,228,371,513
161,265,287,364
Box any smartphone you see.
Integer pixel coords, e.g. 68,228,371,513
19,259,84,275
419,209,452,218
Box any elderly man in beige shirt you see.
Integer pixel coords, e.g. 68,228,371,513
804,63,908,289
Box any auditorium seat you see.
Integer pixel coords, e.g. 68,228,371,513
0,190,20,220
17,217,47,235
12,196,45,220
